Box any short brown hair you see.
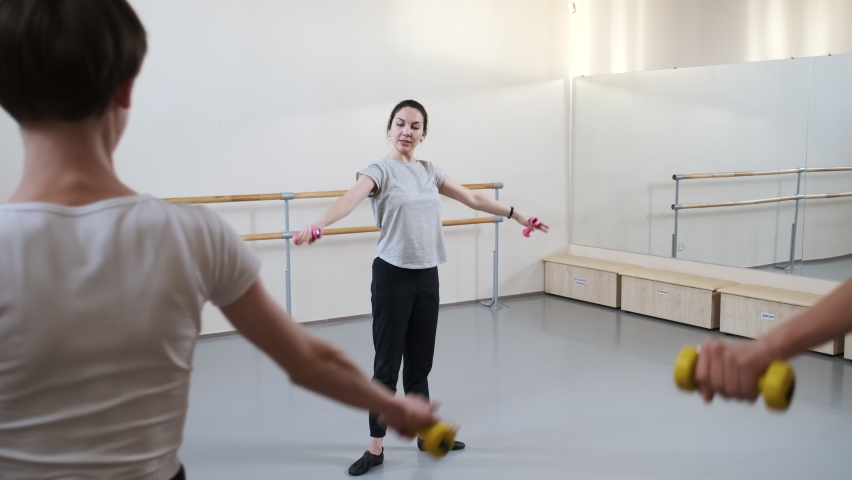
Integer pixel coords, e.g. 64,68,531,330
0,0,147,123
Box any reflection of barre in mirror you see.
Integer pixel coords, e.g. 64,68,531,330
674,346,796,411
165,182,505,314
670,166,852,271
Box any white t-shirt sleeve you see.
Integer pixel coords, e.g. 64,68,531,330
193,207,262,307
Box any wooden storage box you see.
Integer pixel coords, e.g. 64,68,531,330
718,284,841,355
620,268,738,329
846,335,852,360
543,255,638,308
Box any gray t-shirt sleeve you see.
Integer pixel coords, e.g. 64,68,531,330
431,163,445,188
357,163,385,196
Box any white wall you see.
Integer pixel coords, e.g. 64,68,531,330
0,0,570,335
563,0,851,291
565,0,852,78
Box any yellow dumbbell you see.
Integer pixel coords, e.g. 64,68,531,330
418,421,457,459
377,414,457,459
673,345,796,411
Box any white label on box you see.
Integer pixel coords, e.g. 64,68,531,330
658,289,669,296
761,312,775,320
573,277,587,286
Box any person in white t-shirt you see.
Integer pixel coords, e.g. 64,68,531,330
0,1,437,479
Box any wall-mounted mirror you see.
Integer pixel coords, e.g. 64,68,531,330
571,54,852,282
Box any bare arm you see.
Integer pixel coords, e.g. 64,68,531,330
294,175,375,245
438,176,550,233
220,280,437,434
695,277,852,403
762,278,852,359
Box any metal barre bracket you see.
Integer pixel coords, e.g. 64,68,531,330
281,192,295,200
493,182,504,189
672,174,684,181
494,215,504,223
671,204,682,210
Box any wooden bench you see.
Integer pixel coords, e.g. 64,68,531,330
620,268,738,329
718,284,841,355
543,255,639,308
846,335,852,360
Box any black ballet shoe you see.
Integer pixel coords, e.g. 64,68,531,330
348,449,383,476
417,437,466,452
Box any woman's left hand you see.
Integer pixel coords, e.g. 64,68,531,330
514,212,549,233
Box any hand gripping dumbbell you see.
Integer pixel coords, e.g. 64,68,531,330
523,217,541,237
673,345,795,411
294,227,322,245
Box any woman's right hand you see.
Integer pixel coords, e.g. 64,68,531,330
294,224,322,246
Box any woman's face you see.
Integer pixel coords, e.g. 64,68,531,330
388,107,425,155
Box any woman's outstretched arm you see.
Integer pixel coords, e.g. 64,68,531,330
438,176,549,233
294,174,375,245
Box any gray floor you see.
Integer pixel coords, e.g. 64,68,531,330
180,294,852,479
752,254,852,283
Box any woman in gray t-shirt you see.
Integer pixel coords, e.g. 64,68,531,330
295,100,548,476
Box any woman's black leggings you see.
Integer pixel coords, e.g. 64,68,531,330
368,257,440,438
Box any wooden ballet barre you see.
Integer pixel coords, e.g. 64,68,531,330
164,183,497,204
673,191,852,210
243,232,289,241
291,183,497,200
164,193,283,204
239,216,500,241
293,190,349,200
675,169,799,180
803,191,852,200
674,166,852,180
804,167,852,174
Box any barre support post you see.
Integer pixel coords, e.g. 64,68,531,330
481,182,504,310
672,176,681,258
282,192,295,314
776,168,805,271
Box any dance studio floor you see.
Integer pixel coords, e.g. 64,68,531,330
180,294,852,479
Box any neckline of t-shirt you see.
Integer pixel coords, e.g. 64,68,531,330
0,194,155,216
381,158,424,166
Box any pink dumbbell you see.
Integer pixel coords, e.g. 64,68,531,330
523,217,541,237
